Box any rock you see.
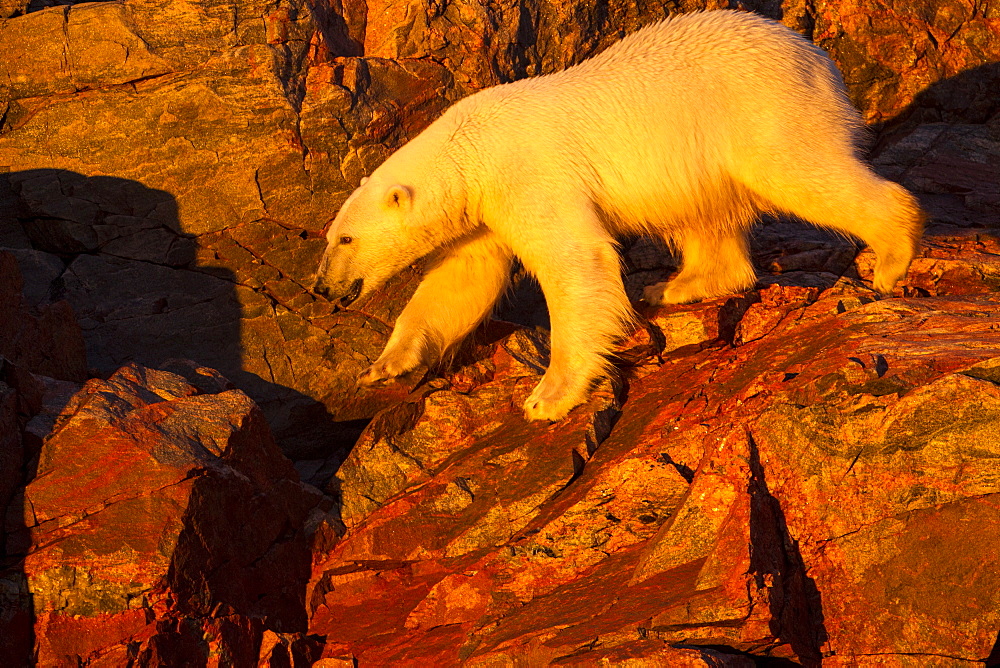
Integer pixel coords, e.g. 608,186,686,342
642,294,758,353
811,0,1000,124
9,362,337,666
257,630,325,667
299,285,1000,664
875,122,1000,226
0,255,71,665
0,0,458,454
2,0,997,461
0,248,63,306
0,251,87,383
2,0,1000,663
21,374,82,454
0,358,43,550
308,325,628,658
547,643,757,666
353,0,1000,126
358,0,729,90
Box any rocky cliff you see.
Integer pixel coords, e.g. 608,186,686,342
1,0,999,665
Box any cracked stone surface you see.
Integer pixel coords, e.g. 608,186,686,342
306,286,1000,665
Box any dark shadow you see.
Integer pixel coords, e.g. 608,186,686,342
0,169,329,663
0,358,42,666
863,63,1000,295
869,62,1000,239
874,62,1000,152
747,432,828,667
311,0,365,58
986,631,1000,667
0,168,354,468
0,169,244,382
496,262,550,330
674,643,805,667
3,0,117,19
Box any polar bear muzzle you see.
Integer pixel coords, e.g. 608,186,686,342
312,276,363,308
339,278,364,307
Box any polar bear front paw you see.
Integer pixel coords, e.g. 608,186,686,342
523,377,584,422
642,279,702,306
358,355,419,386
357,364,393,386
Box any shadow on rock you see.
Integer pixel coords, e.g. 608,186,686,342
14,361,336,664
0,170,349,660
0,169,356,469
0,246,90,665
874,61,1000,151
747,432,827,667
0,358,43,665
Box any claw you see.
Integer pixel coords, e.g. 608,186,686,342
358,366,389,386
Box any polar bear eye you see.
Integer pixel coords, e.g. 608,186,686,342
339,235,353,245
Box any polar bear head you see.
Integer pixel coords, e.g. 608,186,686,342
312,117,471,307
312,175,422,307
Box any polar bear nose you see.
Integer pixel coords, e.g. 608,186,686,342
311,277,333,299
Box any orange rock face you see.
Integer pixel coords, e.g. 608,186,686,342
1,0,996,458
1,0,999,665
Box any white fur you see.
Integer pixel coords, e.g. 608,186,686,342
314,10,924,421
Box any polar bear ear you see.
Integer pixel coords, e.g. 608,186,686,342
383,184,412,210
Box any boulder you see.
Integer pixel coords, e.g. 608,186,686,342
8,362,336,666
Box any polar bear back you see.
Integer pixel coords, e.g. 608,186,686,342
447,10,864,236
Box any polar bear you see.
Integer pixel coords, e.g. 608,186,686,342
312,10,924,422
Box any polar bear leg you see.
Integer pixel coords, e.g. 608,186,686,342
753,159,924,295
504,203,632,421
644,227,756,305
359,229,512,385
823,180,922,295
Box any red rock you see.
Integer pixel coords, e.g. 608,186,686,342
812,0,1000,124
852,228,1000,299
12,363,334,666
298,288,1000,664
